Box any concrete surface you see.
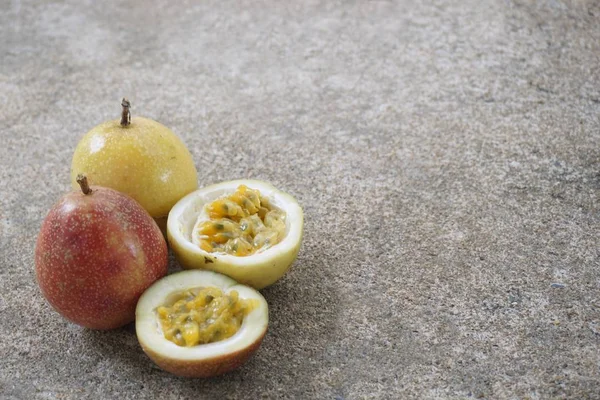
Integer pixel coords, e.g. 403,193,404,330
1,0,599,398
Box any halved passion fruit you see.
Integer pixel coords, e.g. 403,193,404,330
136,270,268,377
167,180,303,289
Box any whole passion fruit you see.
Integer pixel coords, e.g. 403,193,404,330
35,175,168,330
70,99,198,230
167,180,303,289
136,270,268,377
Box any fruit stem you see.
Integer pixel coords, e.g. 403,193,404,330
121,98,131,126
76,174,92,195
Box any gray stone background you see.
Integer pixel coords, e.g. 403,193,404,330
1,0,599,399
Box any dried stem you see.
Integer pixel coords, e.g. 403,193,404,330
120,98,131,126
76,174,92,195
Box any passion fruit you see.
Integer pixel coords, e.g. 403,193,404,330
70,99,198,230
136,270,268,377
167,180,304,289
35,175,168,330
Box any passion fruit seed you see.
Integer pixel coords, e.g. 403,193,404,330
157,287,257,347
195,185,286,256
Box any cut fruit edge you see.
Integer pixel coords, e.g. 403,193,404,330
167,179,304,268
136,270,269,361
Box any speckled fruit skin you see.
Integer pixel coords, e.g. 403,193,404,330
70,116,198,220
35,186,168,330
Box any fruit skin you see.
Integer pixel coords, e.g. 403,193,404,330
167,180,304,289
139,330,266,378
70,116,198,220
35,185,168,330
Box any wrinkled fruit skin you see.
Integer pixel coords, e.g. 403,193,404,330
70,116,198,219
35,186,168,330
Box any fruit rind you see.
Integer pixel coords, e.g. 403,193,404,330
167,180,303,289
135,270,268,377
139,330,266,378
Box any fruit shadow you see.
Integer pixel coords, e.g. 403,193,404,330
80,252,186,375
183,254,344,394
160,268,345,395
81,254,344,396
80,322,160,377
259,271,345,388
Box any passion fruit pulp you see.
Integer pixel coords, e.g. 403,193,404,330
156,286,257,347
194,184,287,256
136,270,268,377
167,180,304,289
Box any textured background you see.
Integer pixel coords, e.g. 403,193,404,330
1,0,600,399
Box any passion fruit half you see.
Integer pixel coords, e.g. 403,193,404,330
167,180,303,289
136,270,268,377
